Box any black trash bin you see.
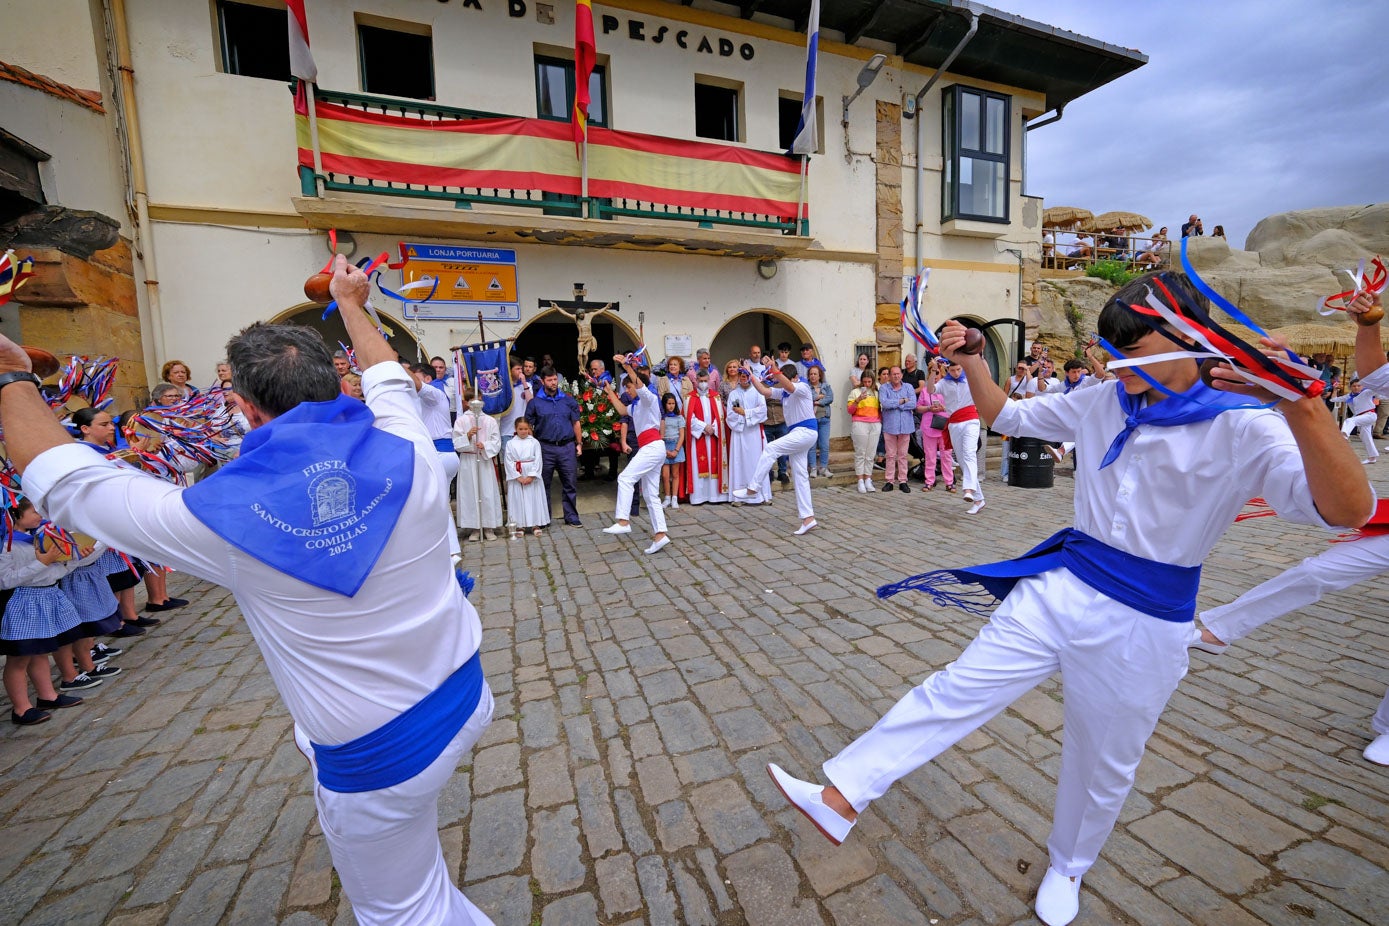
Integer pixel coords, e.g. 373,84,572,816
1007,437,1055,488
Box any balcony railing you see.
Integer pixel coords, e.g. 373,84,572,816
293,84,808,235
1043,227,1169,272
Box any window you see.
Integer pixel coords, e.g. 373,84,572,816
942,85,1010,222
776,93,823,153
358,20,434,100
694,78,741,142
534,56,607,127
216,0,289,81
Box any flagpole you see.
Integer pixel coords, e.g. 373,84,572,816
796,155,809,234
305,81,324,192
581,135,590,219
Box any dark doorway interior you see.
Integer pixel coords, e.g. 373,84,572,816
511,311,636,382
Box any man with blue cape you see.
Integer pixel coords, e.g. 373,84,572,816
766,271,1372,926
0,256,495,925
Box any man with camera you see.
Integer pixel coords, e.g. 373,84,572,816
1181,214,1204,238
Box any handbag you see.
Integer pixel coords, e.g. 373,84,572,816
930,413,949,431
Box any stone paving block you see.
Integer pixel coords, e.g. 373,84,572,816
670,856,717,926
286,835,333,908
527,746,575,808
20,874,128,926
674,747,736,787
654,799,701,851
1082,864,1192,926
1276,839,1388,924
635,854,680,926
120,759,220,821
1239,880,1364,926
562,715,601,764
612,787,655,855
925,836,1029,923
465,789,527,881
1163,780,1304,853
0,850,71,925
712,706,781,752
124,823,218,907
695,847,735,912
881,839,964,918
1152,875,1266,926
540,891,597,926
596,852,643,918
639,668,690,705
573,765,623,858
689,780,770,854
228,861,292,923
206,779,290,865
467,874,532,926
54,818,164,891
473,742,522,795
1128,809,1268,893
519,699,560,748
945,811,1047,895
531,805,586,892
826,873,934,926
635,754,681,807
780,808,877,897
724,842,825,926
652,700,718,754
165,864,247,926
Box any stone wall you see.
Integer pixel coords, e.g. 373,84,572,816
15,239,149,409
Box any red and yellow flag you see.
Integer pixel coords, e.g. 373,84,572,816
573,0,596,156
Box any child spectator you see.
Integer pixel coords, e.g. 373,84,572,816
504,418,548,537
660,392,686,508
1,499,87,724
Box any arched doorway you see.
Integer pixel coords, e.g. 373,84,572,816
270,302,425,362
937,316,1008,384
512,309,639,381
710,310,815,369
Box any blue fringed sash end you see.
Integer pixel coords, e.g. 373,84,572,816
877,570,1000,618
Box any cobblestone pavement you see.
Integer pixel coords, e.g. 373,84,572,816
2,467,1387,925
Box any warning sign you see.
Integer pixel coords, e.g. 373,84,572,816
394,244,520,321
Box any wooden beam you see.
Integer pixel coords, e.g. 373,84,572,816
845,3,890,45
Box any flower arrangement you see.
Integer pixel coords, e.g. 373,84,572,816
566,379,621,448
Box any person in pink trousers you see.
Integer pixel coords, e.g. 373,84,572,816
917,370,954,492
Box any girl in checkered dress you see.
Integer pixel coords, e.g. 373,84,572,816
55,542,123,690
1,499,85,725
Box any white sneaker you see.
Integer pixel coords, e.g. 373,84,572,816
967,499,986,515
822,467,834,477
794,520,818,535
645,536,670,555
1364,732,1389,765
602,522,632,535
1364,457,1379,465
858,481,867,493
963,490,975,502
1189,622,1229,655
766,763,855,845
662,496,672,508
731,486,752,499
671,497,678,509
1034,868,1082,926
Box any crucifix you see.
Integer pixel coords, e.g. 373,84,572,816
542,283,621,372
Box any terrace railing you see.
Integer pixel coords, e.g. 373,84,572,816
293,84,808,235
1042,227,1169,272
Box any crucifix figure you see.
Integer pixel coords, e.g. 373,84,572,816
543,284,620,374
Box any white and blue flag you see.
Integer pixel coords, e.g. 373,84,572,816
789,0,821,156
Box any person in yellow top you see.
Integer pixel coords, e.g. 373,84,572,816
846,371,882,493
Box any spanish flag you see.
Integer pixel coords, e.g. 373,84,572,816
573,0,596,156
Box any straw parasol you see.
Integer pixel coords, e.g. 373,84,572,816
1043,206,1092,228
1082,211,1152,232
1269,322,1389,360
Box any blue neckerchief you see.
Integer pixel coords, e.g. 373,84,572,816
1100,379,1249,469
183,394,414,597
879,527,1201,623
944,372,965,384
11,530,33,546
311,652,485,793
77,440,113,454
1063,375,1085,394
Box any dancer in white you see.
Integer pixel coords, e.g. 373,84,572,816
734,363,818,534
601,356,670,555
725,367,770,505
3,256,498,924
409,363,464,558
452,390,503,539
684,369,727,505
937,358,985,514
1332,378,1379,463
1194,287,1389,767
765,271,1372,926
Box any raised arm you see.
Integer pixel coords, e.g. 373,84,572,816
335,255,397,371
939,320,1009,425
1350,291,1386,381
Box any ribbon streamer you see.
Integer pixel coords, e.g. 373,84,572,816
0,250,36,307
900,270,940,355
1317,256,1387,315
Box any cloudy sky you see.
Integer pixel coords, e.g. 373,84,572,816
990,0,1389,247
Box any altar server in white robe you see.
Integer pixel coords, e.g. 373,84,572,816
452,391,503,538
726,366,770,504
684,369,728,504
504,419,549,534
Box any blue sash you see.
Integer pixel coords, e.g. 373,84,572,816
878,528,1200,623
311,652,485,793
183,394,414,597
432,437,454,453
790,418,818,432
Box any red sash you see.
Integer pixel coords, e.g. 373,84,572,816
943,405,978,451
637,428,661,448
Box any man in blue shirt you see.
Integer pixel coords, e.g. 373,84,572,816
878,366,917,492
525,367,583,526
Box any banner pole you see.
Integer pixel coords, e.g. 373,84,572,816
305,81,325,192
796,155,809,234
581,136,590,219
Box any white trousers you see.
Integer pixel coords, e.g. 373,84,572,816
851,421,881,476
615,441,667,535
1342,411,1378,459
823,568,1190,877
1201,535,1389,738
295,684,495,925
752,426,817,518
948,419,982,497
436,450,462,556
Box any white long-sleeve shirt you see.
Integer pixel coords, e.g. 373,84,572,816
990,383,1353,566
23,363,480,745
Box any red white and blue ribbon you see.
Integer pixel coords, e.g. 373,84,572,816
1317,256,1386,315
900,270,940,355
46,355,120,410
0,250,35,307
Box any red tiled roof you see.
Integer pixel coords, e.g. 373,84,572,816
0,60,104,114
